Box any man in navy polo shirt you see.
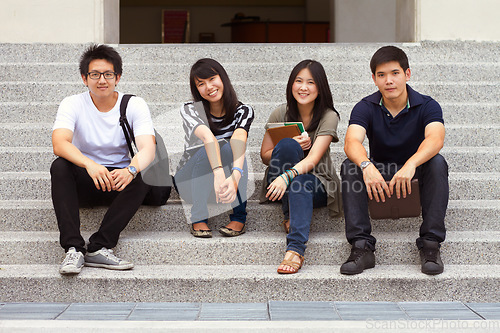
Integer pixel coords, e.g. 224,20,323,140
340,46,449,275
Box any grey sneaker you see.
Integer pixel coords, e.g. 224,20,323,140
84,247,134,270
59,247,84,275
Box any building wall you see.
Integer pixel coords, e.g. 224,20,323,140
333,0,397,43
0,0,119,44
418,0,500,41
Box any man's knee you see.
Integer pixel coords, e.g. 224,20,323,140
50,157,73,178
422,154,448,177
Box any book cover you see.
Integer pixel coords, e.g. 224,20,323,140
267,122,305,133
266,124,302,145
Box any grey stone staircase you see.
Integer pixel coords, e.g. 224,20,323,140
0,42,499,303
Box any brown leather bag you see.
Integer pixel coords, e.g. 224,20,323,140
368,179,421,219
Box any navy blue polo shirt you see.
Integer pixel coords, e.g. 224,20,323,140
349,85,444,165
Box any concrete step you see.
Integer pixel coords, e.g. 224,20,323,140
0,41,498,305
1,81,499,105
1,147,497,174
1,230,498,266
1,199,498,233
0,264,498,302
2,102,499,125
1,41,499,64
0,123,498,148
0,171,498,201
2,62,499,83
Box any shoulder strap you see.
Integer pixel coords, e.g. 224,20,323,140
119,94,136,157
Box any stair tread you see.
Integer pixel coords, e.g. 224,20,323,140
1,229,499,241
1,264,499,278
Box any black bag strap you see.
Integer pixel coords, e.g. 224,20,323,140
119,94,136,158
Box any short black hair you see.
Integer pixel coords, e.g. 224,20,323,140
79,44,123,76
370,46,409,75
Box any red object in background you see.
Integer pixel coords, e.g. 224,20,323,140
163,10,189,43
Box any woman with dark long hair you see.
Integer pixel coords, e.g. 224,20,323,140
260,60,342,273
174,58,254,238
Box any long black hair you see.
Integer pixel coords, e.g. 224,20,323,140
285,60,338,131
189,58,240,128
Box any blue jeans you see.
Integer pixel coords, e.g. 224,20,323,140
267,138,328,255
340,154,448,250
174,141,247,225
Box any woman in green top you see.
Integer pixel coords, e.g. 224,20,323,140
260,60,342,274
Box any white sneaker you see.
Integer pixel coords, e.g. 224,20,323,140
59,247,84,275
84,247,134,270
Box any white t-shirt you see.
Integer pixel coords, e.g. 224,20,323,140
53,91,155,168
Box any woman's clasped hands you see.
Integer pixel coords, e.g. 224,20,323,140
214,168,240,204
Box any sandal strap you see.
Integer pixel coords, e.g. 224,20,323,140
278,250,304,271
286,250,304,263
279,259,302,271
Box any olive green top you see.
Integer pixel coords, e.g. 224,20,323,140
259,104,343,217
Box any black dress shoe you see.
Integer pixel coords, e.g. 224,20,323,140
419,239,444,275
219,224,246,237
189,224,212,238
340,239,375,275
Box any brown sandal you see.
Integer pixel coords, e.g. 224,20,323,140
277,250,304,274
280,219,290,234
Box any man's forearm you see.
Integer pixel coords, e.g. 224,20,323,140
404,135,444,169
53,140,95,170
345,140,370,167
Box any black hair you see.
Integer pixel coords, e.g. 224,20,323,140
370,45,409,75
285,60,338,132
189,58,240,128
79,44,123,76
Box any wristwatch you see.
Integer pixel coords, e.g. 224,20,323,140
127,165,138,179
360,161,373,171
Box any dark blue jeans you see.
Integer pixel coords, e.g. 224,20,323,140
340,154,448,250
267,138,328,256
174,141,247,225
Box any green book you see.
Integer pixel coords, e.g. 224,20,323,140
268,122,305,133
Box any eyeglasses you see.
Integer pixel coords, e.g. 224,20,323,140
87,71,117,80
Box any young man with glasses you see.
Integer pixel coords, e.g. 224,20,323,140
51,44,156,275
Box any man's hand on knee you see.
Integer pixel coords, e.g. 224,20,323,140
86,161,114,192
389,163,416,199
110,168,134,192
363,164,390,202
